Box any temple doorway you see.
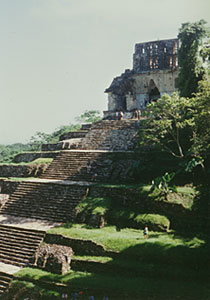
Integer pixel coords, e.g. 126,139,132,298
148,79,160,102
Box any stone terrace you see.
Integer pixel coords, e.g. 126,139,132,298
0,181,88,223
0,118,140,297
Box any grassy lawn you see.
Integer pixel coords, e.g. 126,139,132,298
10,224,209,299
13,264,210,300
0,177,37,181
48,224,204,252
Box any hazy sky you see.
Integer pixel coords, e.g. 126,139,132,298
0,0,210,144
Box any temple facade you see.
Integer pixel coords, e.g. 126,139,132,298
104,38,179,119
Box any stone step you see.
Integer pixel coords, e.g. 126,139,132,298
0,247,34,260
0,272,13,296
0,225,45,239
0,231,42,244
2,207,77,219
41,150,137,182
0,241,37,253
0,212,75,223
0,256,26,267
0,225,45,268
0,181,87,222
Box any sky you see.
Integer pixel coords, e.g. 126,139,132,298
0,0,210,144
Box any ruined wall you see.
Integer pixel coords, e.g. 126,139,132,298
134,69,178,109
104,38,179,114
133,39,178,73
13,151,58,163
0,164,48,178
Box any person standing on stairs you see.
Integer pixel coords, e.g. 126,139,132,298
86,159,91,173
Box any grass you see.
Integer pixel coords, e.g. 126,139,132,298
76,184,195,232
0,157,53,165
0,177,37,181
11,225,209,299
76,197,111,216
94,183,195,208
73,255,113,263
28,158,53,164
48,224,204,252
167,186,196,209
12,262,210,300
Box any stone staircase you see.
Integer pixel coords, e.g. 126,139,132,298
0,182,88,223
78,119,140,151
0,272,13,298
40,150,137,182
40,150,110,182
0,225,45,267
41,120,140,152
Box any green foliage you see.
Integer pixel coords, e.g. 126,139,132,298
0,143,32,163
150,172,177,200
200,39,210,69
29,124,80,150
178,19,209,97
141,93,195,159
75,110,102,124
76,197,111,216
192,76,210,158
28,110,101,150
12,265,209,300
110,209,170,231
184,157,204,172
134,213,170,230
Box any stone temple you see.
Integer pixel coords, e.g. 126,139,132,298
104,38,179,119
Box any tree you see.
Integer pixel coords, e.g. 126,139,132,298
178,19,209,97
192,76,210,160
140,93,195,159
75,110,102,124
29,131,52,150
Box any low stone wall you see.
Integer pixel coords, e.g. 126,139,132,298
59,131,88,141
13,152,58,163
42,138,83,151
41,143,63,151
0,164,48,178
44,233,115,257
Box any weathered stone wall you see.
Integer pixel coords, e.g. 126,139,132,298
133,39,178,73
134,69,178,109
13,152,58,163
33,243,74,275
44,234,115,256
42,138,83,151
0,164,48,178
